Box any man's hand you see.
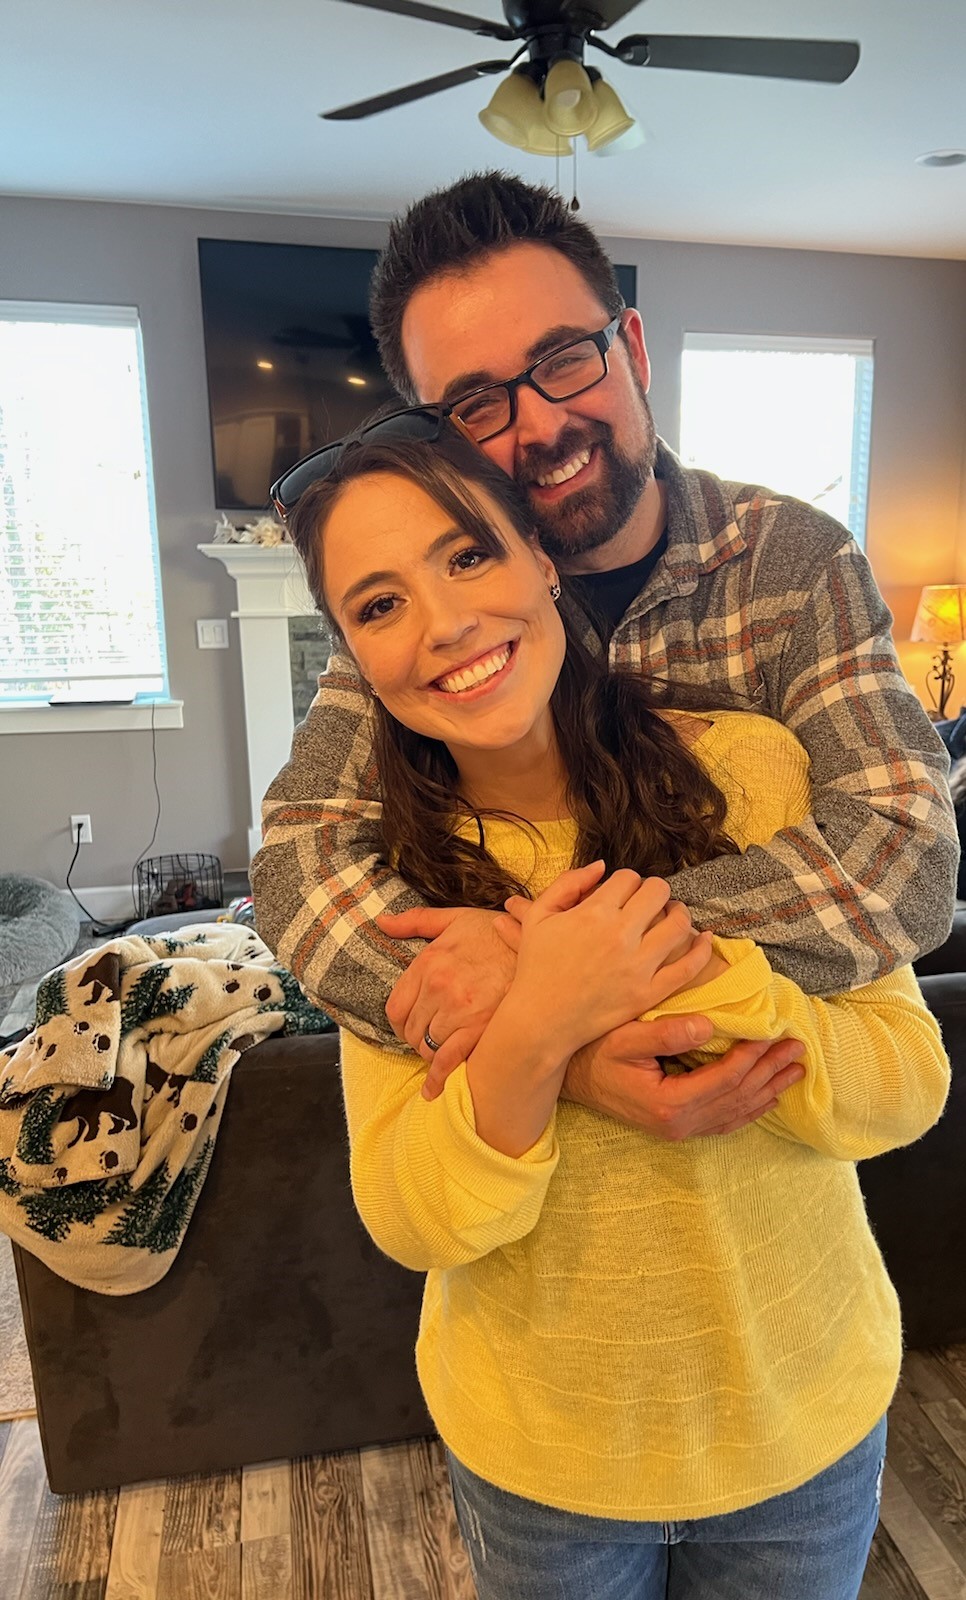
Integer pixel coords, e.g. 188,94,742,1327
563,1022,806,1139
377,906,517,1076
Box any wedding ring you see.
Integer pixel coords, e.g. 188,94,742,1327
423,1029,441,1053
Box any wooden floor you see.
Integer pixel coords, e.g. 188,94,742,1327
1,1345,965,1600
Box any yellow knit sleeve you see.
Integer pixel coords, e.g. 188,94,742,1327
338,1029,559,1271
690,711,813,849
644,942,950,1161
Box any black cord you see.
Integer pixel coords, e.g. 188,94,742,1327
64,825,131,937
63,698,161,939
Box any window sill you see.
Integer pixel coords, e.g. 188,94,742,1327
0,700,184,735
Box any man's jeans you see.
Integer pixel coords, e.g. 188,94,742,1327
447,1415,887,1600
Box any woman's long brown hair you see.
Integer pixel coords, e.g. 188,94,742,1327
288,426,740,909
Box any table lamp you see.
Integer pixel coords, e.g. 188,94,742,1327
910,584,966,721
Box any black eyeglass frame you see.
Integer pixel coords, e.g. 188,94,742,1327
445,308,626,445
269,307,626,517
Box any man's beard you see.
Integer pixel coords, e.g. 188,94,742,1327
518,397,657,563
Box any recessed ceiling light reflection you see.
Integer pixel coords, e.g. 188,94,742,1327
256,359,274,370
347,376,367,386
914,150,966,167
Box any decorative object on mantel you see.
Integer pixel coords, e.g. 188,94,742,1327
911,584,966,721
212,512,288,547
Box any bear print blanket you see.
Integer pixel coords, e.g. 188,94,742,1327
0,924,334,1293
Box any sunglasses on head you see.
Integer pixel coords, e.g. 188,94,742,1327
270,405,452,519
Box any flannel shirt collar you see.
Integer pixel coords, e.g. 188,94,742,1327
613,441,782,632
656,438,753,581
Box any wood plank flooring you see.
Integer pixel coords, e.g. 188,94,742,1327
1,1347,964,1600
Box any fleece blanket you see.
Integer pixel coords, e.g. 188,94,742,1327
0,925,334,1293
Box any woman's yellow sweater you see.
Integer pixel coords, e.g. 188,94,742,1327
339,712,949,1520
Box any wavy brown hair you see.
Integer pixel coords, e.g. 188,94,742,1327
287,426,740,909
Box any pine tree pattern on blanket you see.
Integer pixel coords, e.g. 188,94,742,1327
0,925,334,1293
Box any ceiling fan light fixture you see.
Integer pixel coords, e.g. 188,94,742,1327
585,78,640,152
479,69,544,150
520,115,575,156
543,58,597,135
589,118,646,155
588,116,649,155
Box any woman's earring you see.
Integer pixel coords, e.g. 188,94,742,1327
367,683,379,699
549,581,561,602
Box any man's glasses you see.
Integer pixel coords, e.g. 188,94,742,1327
270,309,625,517
446,310,624,445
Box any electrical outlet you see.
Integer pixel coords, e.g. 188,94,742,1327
70,814,93,845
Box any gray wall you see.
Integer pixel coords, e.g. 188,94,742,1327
2,195,965,893
630,239,966,631
0,198,387,894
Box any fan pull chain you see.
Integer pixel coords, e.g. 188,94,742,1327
570,141,580,211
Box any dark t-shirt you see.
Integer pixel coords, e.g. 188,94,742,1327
566,531,668,642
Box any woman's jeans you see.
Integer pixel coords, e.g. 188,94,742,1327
447,1416,887,1600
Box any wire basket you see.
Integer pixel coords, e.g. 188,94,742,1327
133,853,224,920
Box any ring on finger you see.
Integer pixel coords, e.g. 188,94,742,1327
423,1029,442,1053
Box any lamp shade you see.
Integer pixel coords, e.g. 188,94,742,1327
478,70,544,150
543,59,598,135
519,118,575,157
585,79,639,152
479,70,574,155
590,120,646,156
910,585,966,645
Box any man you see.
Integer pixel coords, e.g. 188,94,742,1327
252,171,956,1139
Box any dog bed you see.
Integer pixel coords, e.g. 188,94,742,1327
0,874,81,988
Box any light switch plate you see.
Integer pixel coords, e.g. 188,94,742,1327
197,618,229,649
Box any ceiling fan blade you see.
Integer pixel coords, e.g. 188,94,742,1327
321,59,512,120
333,0,514,38
564,0,648,29
615,35,860,84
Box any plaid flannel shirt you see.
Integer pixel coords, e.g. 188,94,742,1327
252,442,957,1046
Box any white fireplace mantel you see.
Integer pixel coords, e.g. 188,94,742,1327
200,542,318,858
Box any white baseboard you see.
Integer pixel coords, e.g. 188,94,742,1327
65,884,137,923
64,867,250,927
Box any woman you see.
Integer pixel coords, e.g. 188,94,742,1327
284,417,949,1600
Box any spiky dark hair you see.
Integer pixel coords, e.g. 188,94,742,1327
369,170,624,401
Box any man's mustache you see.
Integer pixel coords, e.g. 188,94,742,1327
517,423,612,483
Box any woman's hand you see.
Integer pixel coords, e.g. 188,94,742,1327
504,863,717,1056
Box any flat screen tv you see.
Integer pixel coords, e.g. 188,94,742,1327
197,237,638,513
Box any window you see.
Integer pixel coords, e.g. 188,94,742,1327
0,303,168,707
679,334,874,546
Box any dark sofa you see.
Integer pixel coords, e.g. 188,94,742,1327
13,1032,431,1494
858,912,966,1351
13,920,966,1493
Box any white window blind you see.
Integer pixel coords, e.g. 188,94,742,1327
680,333,874,547
0,302,168,704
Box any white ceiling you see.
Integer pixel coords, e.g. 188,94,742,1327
5,0,966,257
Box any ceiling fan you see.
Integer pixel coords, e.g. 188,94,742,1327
320,0,860,156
